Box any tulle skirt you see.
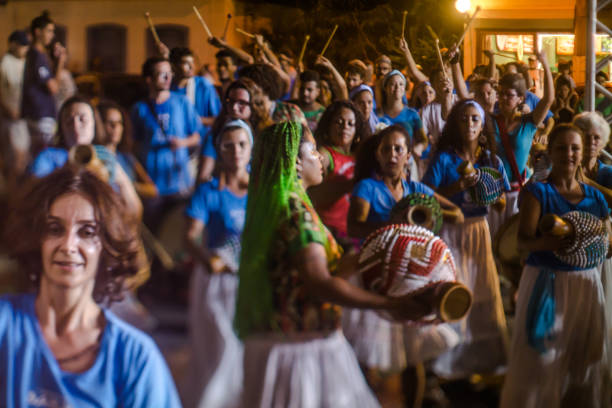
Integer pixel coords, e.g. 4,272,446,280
500,265,609,408
342,307,407,372
184,265,243,408
242,330,380,408
432,216,509,378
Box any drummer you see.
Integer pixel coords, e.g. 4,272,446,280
346,123,463,405
183,119,252,408
422,99,510,379
501,124,610,407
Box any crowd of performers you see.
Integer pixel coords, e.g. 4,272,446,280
1,9,612,408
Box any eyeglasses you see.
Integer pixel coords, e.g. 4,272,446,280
155,72,173,80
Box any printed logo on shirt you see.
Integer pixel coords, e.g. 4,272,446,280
336,161,355,176
27,389,72,408
38,66,50,80
157,113,170,133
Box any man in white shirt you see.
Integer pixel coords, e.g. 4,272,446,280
0,30,30,185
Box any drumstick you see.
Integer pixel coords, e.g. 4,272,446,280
144,12,161,46
600,148,612,162
426,25,439,42
192,6,213,38
222,13,232,40
235,27,255,39
435,39,449,80
140,223,175,271
401,10,408,39
456,6,481,49
297,34,310,68
320,24,338,57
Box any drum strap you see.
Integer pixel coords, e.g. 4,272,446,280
495,115,525,188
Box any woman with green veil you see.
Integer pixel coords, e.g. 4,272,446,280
236,121,427,407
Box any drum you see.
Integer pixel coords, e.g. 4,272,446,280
539,211,609,269
458,161,505,206
390,193,443,234
358,224,472,324
213,235,241,274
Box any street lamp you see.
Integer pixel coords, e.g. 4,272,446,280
455,0,470,13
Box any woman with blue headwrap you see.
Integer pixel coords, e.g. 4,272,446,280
183,119,253,408
350,84,380,134
422,99,511,379
501,124,610,407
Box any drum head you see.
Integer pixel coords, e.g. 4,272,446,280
493,213,522,268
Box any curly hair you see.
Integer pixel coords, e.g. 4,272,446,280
3,166,147,304
499,73,527,97
313,100,369,151
238,64,283,101
436,99,496,157
354,124,411,183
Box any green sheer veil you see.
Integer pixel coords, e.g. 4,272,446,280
235,121,319,338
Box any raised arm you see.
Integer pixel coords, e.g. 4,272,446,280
398,37,428,84
208,36,254,65
448,46,472,100
532,49,554,127
483,50,497,81
315,55,348,101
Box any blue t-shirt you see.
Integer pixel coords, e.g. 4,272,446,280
352,177,434,223
29,147,68,178
172,76,221,139
21,47,56,120
202,128,217,159
185,178,247,249
116,152,136,182
596,160,612,188
422,149,510,217
524,181,609,270
493,114,538,183
131,92,201,196
0,294,181,408
379,106,422,139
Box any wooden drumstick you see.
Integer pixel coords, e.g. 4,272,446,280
320,24,338,57
401,10,408,39
435,39,449,80
456,5,481,49
426,25,439,42
144,12,161,46
235,27,255,39
297,34,310,67
222,13,232,40
193,6,213,38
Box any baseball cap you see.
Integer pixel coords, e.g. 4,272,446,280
9,30,30,46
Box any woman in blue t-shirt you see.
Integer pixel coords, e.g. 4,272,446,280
183,119,251,408
422,99,511,379
501,124,611,407
98,100,158,200
1,166,181,407
345,124,463,404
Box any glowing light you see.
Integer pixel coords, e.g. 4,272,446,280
455,0,471,13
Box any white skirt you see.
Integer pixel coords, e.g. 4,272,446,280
243,330,380,408
500,265,609,408
432,216,509,378
486,190,519,241
601,257,612,376
184,265,243,408
342,307,407,372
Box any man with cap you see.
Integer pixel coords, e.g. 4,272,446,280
0,30,30,187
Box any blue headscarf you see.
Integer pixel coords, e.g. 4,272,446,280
221,119,253,145
383,70,406,90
